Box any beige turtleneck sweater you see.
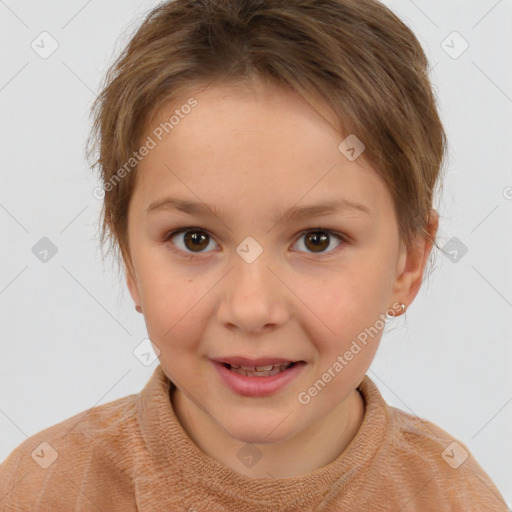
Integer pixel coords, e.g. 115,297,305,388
0,365,508,511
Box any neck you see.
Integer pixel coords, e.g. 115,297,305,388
170,386,365,478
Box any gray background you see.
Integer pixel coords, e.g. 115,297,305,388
1,0,511,505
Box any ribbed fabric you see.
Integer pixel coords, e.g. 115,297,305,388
0,365,508,511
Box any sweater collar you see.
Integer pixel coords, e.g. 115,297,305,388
135,364,389,511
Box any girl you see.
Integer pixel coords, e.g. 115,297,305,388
0,0,508,510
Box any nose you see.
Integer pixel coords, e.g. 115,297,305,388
216,248,290,334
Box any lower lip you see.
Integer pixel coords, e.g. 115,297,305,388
211,361,306,397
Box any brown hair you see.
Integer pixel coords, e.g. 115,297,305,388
87,0,447,279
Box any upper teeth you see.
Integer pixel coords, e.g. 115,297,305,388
231,363,289,371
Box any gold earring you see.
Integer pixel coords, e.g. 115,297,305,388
388,303,406,317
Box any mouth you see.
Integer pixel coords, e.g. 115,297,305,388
211,359,307,397
221,361,299,377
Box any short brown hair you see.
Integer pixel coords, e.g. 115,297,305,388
87,0,447,278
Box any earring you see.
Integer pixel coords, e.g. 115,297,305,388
387,303,406,318
135,304,142,313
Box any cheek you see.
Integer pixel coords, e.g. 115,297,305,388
289,260,392,362
294,260,392,327
135,257,213,351
343,240,397,311
142,278,205,339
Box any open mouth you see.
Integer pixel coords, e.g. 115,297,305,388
222,361,300,377
212,359,307,397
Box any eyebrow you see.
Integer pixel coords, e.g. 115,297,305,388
145,196,371,223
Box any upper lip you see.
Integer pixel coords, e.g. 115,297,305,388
211,356,303,367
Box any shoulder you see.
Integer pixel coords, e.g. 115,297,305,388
380,405,509,510
386,404,474,465
0,393,141,511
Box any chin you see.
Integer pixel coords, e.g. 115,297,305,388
219,415,297,445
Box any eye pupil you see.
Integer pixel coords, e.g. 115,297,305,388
170,229,341,256
184,230,209,251
305,231,329,252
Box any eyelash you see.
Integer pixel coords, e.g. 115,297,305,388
162,227,347,258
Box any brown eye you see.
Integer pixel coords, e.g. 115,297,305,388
183,230,210,251
165,227,345,258
294,230,344,255
304,231,329,252
166,228,216,253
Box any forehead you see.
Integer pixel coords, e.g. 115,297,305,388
133,81,391,217
145,80,341,156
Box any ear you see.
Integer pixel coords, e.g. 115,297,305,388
126,265,142,310
391,209,439,307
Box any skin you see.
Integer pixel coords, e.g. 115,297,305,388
126,79,439,478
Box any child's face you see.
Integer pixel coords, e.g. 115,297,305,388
126,81,426,444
